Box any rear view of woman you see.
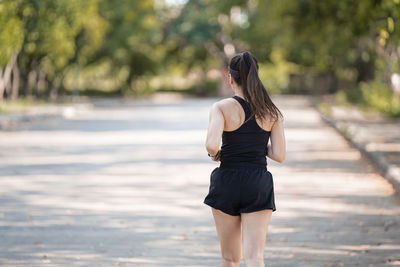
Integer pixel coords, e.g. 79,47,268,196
204,51,286,267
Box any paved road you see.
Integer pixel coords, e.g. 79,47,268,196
0,95,399,266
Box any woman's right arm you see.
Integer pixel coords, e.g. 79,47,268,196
205,102,224,160
267,117,286,163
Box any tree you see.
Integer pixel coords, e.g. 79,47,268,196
0,0,23,100
95,0,160,93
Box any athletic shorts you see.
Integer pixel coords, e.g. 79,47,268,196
203,166,276,216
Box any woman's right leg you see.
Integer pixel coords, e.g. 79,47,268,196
211,208,242,267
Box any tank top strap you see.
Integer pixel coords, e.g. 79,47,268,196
232,95,251,120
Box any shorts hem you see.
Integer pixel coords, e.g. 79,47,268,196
239,206,276,214
203,201,240,216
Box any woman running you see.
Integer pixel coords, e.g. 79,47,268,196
204,51,286,267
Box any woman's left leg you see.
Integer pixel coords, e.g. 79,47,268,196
241,209,273,267
211,208,242,267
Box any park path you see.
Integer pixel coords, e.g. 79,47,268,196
0,95,399,266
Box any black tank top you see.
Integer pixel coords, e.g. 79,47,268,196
220,95,271,168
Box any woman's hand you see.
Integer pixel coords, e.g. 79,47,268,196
209,150,221,162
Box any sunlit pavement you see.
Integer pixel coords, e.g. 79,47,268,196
0,95,399,266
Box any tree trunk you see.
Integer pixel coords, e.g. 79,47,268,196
28,59,38,98
46,76,57,101
0,68,3,99
28,70,37,98
21,67,30,97
11,61,20,100
375,41,396,91
5,76,12,98
356,57,375,83
195,70,207,96
58,75,66,97
0,52,17,100
36,68,46,98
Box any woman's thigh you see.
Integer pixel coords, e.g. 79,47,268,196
241,209,273,259
211,208,242,261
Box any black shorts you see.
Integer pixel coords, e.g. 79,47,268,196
203,166,276,216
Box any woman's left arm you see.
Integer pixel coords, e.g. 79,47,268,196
205,102,224,161
266,116,286,163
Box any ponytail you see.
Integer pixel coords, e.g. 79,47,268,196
228,51,282,122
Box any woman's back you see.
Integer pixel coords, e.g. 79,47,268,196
219,95,272,168
218,95,275,132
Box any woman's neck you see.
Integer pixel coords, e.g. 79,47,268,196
233,87,244,98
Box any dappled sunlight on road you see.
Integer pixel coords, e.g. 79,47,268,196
1,96,399,266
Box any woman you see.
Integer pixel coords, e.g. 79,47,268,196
203,51,286,267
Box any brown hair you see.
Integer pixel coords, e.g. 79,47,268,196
228,51,282,122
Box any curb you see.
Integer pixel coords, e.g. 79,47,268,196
316,107,400,197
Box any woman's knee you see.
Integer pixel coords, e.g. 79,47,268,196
222,252,241,266
243,251,264,266
243,255,264,267
222,258,240,267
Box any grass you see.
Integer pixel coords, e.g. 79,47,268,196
338,126,351,140
0,98,50,114
317,101,332,117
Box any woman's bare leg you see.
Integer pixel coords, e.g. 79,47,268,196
211,208,242,267
241,209,273,267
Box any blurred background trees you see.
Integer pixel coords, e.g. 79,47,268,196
0,0,399,116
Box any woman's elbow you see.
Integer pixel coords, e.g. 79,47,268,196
275,153,286,163
205,142,219,155
276,156,285,163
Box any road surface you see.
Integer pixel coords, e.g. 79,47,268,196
1,95,399,266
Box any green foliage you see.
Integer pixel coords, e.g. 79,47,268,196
96,0,159,89
360,80,400,117
341,87,364,105
163,0,222,72
0,0,23,66
334,80,400,118
0,0,110,99
240,0,400,85
334,90,351,107
1,0,400,102
258,48,299,94
19,1,104,71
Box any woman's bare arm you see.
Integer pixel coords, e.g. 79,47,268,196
205,102,224,160
267,117,286,163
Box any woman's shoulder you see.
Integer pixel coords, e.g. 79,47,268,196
211,97,236,109
209,97,241,121
208,98,237,120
